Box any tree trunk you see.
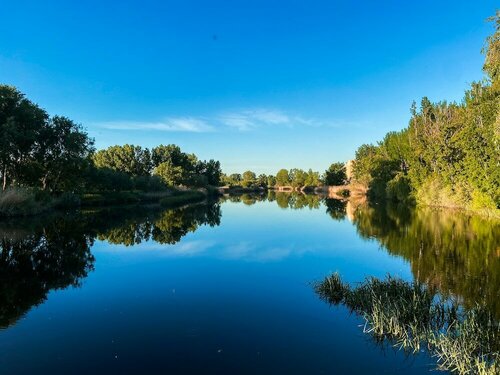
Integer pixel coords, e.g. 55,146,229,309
2,165,6,191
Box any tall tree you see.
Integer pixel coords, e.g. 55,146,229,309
0,85,48,190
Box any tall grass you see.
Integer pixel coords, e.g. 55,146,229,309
0,188,48,217
315,274,499,374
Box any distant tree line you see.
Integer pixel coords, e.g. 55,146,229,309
221,163,347,189
351,13,500,210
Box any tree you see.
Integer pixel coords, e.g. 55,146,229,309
33,116,94,191
267,175,276,187
0,85,48,190
324,162,347,186
93,145,151,177
305,169,321,187
275,169,290,186
197,159,221,186
289,168,307,188
241,170,256,187
154,160,185,186
256,174,268,187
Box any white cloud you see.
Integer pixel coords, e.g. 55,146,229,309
98,117,214,133
95,108,350,134
219,109,291,131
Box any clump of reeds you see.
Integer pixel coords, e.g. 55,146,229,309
314,273,499,374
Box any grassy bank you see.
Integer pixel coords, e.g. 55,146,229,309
0,188,79,217
315,273,499,374
159,190,207,207
0,187,217,217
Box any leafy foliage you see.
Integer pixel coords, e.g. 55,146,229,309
352,15,500,210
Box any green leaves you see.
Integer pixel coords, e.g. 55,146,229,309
0,85,93,192
351,13,500,210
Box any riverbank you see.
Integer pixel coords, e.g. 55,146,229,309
0,187,218,218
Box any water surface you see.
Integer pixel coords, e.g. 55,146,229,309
0,194,498,374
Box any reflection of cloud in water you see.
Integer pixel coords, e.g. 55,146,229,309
223,241,308,262
97,239,217,256
97,239,311,262
223,241,256,259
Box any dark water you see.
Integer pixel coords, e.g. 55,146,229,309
0,193,498,374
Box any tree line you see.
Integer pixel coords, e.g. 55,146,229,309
221,162,347,189
0,85,222,194
351,13,500,210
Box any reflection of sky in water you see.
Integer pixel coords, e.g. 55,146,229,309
95,201,404,266
1,200,434,374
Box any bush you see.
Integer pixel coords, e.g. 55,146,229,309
470,189,497,210
385,173,412,202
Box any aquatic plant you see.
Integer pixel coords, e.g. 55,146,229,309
315,274,499,374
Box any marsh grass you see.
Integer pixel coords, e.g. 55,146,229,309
315,274,499,374
0,188,49,216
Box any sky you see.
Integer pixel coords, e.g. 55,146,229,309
0,1,498,174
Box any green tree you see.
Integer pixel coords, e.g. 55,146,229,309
241,170,256,187
34,116,94,191
324,162,346,186
93,145,152,177
154,161,184,186
267,175,276,187
0,85,48,190
256,174,267,187
275,169,290,186
304,169,321,187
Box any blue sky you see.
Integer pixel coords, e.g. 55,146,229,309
0,1,497,174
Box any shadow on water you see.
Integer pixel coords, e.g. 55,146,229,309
0,202,222,328
0,214,95,329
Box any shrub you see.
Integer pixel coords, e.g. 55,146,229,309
470,189,497,210
385,173,412,202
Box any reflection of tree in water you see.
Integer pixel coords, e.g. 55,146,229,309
0,202,221,329
96,203,222,245
274,192,322,210
221,191,326,210
324,198,347,221
153,203,221,244
219,194,266,206
352,203,500,318
0,216,95,328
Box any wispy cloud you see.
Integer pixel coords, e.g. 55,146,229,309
219,109,291,131
96,108,350,133
99,117,214,133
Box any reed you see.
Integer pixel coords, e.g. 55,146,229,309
315,273,499,374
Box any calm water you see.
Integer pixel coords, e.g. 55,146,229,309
0,193,498,374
